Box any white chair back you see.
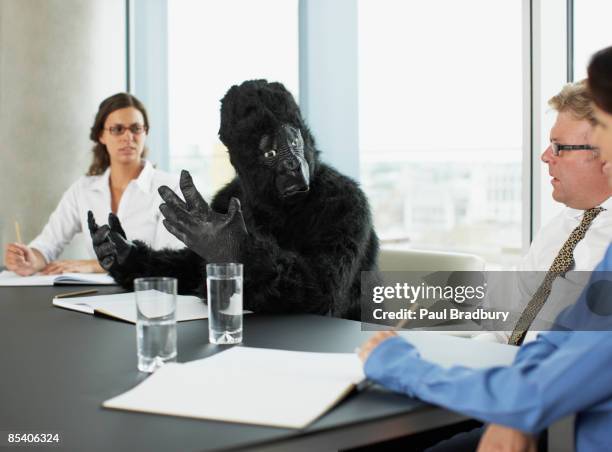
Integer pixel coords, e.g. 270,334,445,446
378,248,485,272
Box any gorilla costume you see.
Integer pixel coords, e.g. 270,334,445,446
88,80,378,320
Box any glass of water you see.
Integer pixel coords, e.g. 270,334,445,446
206,263,243,344
134,277,178,372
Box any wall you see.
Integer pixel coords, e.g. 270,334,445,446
0,0,126,260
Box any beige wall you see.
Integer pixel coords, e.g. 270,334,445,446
0,0,126,259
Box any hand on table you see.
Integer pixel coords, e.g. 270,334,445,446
40,259,103,275
357,330,398,363
477,424,537,452
4,243,41,276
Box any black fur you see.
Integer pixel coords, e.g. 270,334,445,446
109,80,379,320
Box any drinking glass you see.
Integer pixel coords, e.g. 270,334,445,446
207,263,243,344
134,277,178,372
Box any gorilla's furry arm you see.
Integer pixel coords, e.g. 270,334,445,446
107,243,205,296
88,209,205,295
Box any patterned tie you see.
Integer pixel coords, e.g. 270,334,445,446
508,207,604,345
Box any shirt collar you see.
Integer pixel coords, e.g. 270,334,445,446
91,166,111,192
565,196,612,220
599,196,612,213
134,160,154,193
90,161,154,193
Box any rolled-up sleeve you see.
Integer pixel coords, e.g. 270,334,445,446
29,181,81,263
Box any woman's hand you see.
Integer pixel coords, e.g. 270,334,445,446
358,330,398,363
4,243,44,276
41,259,104,275
477,424,537,452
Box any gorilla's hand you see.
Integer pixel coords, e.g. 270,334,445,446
87,211,135,271
158,170,247,263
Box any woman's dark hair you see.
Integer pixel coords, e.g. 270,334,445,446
87,92,150,175
588,46,612,115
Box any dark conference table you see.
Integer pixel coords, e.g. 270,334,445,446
1,285,474,452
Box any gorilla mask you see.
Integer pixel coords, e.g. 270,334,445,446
259,124,309,199
219,80,316,203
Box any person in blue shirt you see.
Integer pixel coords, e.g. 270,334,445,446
359,46,612,452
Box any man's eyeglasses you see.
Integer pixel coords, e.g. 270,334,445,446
551,143,597,156
105,124,147,136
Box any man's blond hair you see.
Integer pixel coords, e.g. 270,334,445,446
548,80,596,124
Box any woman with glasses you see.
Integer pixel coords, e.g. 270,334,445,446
4,93,182,276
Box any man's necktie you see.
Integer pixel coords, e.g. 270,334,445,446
508,207,604,345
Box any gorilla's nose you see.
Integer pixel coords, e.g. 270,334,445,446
282,158,299,171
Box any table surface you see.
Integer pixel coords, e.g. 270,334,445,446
0,285,480,452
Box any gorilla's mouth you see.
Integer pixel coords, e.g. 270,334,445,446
281,184,310,198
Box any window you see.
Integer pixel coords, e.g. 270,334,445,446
167,0,299,199
358,0,524,267
573,0,612,80
140,1,589,268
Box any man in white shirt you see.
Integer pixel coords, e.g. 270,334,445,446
525,84,612,271
481,81,612,344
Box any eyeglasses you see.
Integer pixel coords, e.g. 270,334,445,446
105,124,147,136
551,143,597,156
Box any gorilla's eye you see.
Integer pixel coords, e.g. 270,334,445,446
264,149,277,159
259,135,270,150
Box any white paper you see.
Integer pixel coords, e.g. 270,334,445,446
397,330,518,368
53,290,209,323
0,271,115,286
103,347,364,429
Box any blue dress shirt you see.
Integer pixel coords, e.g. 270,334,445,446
365,245,612,452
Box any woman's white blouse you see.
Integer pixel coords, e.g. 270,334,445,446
29,161,184,263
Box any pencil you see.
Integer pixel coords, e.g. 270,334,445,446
55,289,98,299
393,302,420,330
14,221,22,244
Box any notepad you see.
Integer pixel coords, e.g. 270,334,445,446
0,270,115,286
103,347,365,429
53,290,209,323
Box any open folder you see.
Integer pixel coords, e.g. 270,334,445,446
52,290,209,323
103,347,365,429
0,270,115,286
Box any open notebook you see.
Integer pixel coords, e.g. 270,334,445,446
53,290,209,323
0,270,115,286
103,347,365,429
102,333,518,429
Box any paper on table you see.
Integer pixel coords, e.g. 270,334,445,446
53,290,209,323
103,347,365,429
397,330,518,369
0,271,115,286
